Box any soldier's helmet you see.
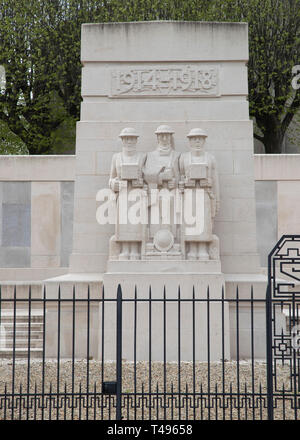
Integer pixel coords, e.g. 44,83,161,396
119,127,139,138
154,125,174,135
187,128,208,138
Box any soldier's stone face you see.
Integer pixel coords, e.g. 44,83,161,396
122,136,138,151
189,136,206,151
157,133,172,147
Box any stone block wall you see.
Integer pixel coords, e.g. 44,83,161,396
254,154,300,267
0,153,298,279
0,156,75,280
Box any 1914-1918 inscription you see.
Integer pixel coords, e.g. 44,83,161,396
110,65,219,97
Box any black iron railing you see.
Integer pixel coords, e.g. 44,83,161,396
0,235,299,420
0,284,272,420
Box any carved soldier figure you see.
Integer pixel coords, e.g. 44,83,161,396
179,128,220,260
142,125,182,258
143,125,180,190
109,127,146,260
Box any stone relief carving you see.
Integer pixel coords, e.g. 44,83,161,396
143,125,181,259
110,65,219,97
108,126,220,261
108,127,146,261
179,128,220,260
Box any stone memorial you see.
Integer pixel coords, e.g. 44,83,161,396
46,21,265,361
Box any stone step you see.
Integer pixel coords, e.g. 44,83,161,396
1,323,43,332
0,309,44,358
0,338,43,349
0,348,43,359
0,315,44,324
1,331,43,339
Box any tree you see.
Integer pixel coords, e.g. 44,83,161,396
0,0,81,154
0,0,299,154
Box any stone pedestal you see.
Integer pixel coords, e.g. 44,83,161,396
103,262,230,362
69,21,261,275
56,21,263,361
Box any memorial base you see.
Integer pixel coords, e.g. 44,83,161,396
102,261,230,362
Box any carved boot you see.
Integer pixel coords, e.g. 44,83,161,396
119,242,130,260
187,242,198,260
130,242,140,260
198,242,209,260
208,235,220,260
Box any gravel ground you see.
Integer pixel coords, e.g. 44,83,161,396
0,359,297,420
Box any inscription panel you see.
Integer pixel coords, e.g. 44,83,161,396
110,65,220,97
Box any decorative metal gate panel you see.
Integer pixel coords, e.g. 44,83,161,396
267,235,300,420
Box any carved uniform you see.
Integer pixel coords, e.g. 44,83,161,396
109,151,146,242
179,151,219,242
143,149,180,240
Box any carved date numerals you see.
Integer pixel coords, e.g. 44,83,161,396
110,65,219,97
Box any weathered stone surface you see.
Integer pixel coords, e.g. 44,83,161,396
2,203,30,247
31,182,61,263
70,21,260,275
255,181,277,267
61,182,74,267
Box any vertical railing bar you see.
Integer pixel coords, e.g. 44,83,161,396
156,382,159,420
19,383,22,420
266,274,274,420
108,388,111,420
282,382,286,421
101,286,105,421
185,383,188,420
141,383,144,421
11,285,17,420
192,286,196,421
116,284,122,421
229,382,233,420
250,286,255,420
79,382,82,420
244,382,248,420
148,286,152,421
163,286,167,421
171,382,174,420
236,286,240,420
86,285,90,421
41,285,46,420
56,285,61,420
292,293,298,420
34,382,37,420
93,382,96,420
4,381,7,420
178,285,181,421
71,285,76,420
134,286,137,420
221,286,225,420
259,383,263,420
215,382,218,421
64,382,67,420
26,285,32,420
207,286,211,421
49,382,52,421
200,382,203,420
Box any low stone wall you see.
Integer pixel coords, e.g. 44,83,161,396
254,154,300,267
0,155,75,280
0,153,297,279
